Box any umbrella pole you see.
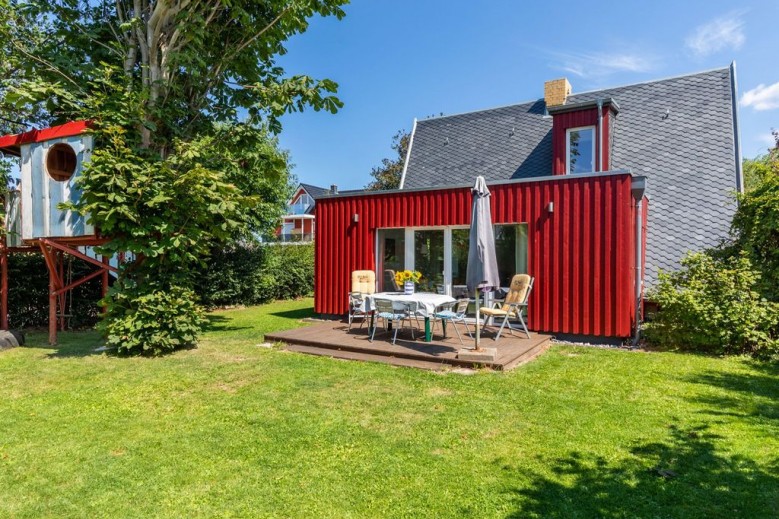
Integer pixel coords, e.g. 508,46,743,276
474,288,481,351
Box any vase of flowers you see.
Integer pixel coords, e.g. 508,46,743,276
395,270,422,294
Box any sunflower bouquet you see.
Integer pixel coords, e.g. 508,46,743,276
395,269,422,286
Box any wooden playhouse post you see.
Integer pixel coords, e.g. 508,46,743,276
101,255,109,310
49,259,58,345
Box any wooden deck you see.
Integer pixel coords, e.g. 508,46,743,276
265,320,552,371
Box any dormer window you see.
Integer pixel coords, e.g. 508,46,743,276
566,126,595,174
544,77,619,176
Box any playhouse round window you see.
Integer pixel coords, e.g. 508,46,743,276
46,143,78,181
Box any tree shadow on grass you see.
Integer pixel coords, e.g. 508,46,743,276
20,329,109,358
203,314,251,333
269,307,316,320
683,362,779,429
505,424,779,518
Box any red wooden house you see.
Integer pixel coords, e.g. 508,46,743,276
313,65,742,341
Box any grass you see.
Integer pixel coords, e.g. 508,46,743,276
1,298,777,518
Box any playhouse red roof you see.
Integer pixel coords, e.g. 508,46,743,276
0,120,91,156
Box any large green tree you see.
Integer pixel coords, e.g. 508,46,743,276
1,0,346,148
742,130,778,193
365,129,409,191
0,0,348,354
732,132,779,301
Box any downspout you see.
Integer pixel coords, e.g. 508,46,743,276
729,61,744,193
596,98,603,171
631,176,647,346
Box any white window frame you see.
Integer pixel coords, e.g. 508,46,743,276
565,125,596,174
375,224,529,296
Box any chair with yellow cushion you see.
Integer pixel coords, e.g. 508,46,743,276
480,274,534,340
351,270,376,295
348,270,376,331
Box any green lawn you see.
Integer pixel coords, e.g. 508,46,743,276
1,298,777,518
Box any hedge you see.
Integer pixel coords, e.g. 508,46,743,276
5,241,313,330
7,252,103,329
194,242,314,308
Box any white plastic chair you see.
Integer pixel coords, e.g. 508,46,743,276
348,292,370,331
370,299,417,345
432,299,472,345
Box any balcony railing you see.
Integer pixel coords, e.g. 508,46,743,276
262,233,314,244
286,202,311,215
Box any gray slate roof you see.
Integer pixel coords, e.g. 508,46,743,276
298,183,334,214
402,67,740,285
299,183,332,199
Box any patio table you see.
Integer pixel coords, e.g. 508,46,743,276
363,292,456,342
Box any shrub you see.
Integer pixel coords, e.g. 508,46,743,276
643,252,779,359
194,242,313,308
101,279,205,356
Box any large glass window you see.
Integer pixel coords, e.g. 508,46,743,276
566,126,595,174
376,225,528,296
451,228,470,298
414,230,444,293
378,229,405,291
495,224,529,288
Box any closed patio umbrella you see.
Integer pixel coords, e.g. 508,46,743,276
466,176,500,351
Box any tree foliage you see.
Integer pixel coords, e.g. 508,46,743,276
365,129,409,191
742,130,778,192
0,0,347,354
0,0,346,148
731,134,779,301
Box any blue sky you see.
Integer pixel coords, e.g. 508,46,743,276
276,0,779,190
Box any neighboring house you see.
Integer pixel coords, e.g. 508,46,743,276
277,183,333,242
313,65,742,340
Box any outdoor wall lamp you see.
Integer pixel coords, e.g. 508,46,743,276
547,202,554,213
353,213,359,223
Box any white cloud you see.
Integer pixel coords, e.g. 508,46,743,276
550,51,656,79
685,13,746,56
741,82,779,111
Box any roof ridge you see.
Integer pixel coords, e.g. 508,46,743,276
415,65,731,124
299,182,327,190
570,65,730,97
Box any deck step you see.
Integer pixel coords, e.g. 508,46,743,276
266,322,553,371
501,338,553,370
285,344,450,371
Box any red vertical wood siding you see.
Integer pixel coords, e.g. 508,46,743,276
315,173,639,338
551,106,613,174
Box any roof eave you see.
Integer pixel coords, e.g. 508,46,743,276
0,120,91,150
547,98,620,115
318,169,634,200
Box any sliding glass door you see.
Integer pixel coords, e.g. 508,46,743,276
376,224,528,294
450,228,470,298
377,229,405,292
413,230,444,293
495,224,529,287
